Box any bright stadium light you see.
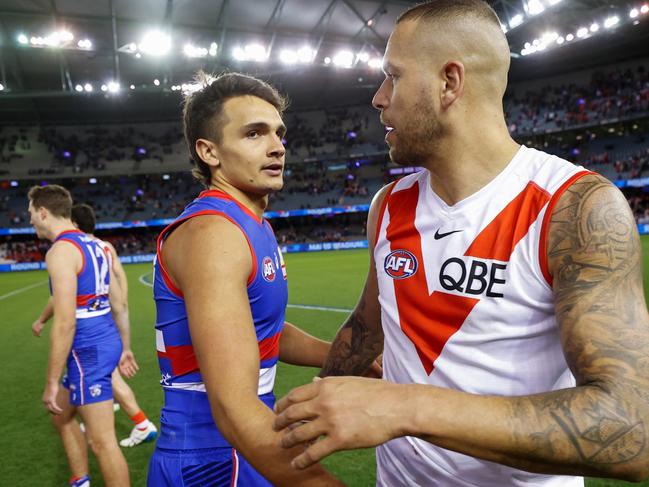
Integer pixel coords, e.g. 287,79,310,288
77,38,92,49
130,84,136,90
17,33,28,44
153,79,160,86
590,22,600,32
100,84,107,92
74,84,83,92
630,8,639,18
297,46,315,63
232,43,268,62
604,16,620,28
139,30,171,56
642,5,649,14
541,31,559,43
209,42,218,56
368,58,382,69
84,83,93,92
183,43,208,58
107,81,120,93
357,52,370,63
547,0,563,5
509,14,524,28
576,27,588,38
527,0,545,16
279,49,298,64
566,33,575,41
0,83,4,91
556,35,565,44
332,50,354,68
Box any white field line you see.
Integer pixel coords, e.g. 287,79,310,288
0,280,47,301
138,272,352,314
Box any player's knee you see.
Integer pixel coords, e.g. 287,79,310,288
87,432,117,456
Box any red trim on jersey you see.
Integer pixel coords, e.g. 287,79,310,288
374,182,397,248
76,293,98,307
72,349,85,405
258,331,281,361
156,210,259,297
231,449,239,487
156,344,199,376
538,171,594,287
386,183,479,374
465,181,551,261
199,189,264,225
57,238,86,276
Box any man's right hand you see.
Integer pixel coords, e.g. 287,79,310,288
32,319,45,337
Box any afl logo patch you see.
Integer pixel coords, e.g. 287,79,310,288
384,249,418,279
262,256,276,282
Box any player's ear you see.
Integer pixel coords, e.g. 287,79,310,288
195,138,221,169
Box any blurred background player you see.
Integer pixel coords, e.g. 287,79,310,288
27,185,135,487
148,71,342,486
31,202,158,448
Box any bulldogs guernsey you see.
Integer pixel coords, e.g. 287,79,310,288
374,146,589,487
54,230,120,348
153,189,288,451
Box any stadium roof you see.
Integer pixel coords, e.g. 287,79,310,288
0,0,647,123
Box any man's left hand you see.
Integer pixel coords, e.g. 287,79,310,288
119,349,139,378
273,376,406,469
42,382,62,414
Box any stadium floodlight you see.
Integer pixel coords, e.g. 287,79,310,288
547,0,562,5
10,180,18,187
107,81,120,93
509,14,524,28
17,33,28,44
590,22,599,32
368,58,382,69
279,49,298,64
297,46,315,63
209,42,218,56
183,43,208,58
130,84,135,90
232,43,268,62
84,83,93,92
541,32,559,44
0,83,4,91
324,56,331,65
139,30,171,56
357,52,370,63
100,84,107,92
641,5,649,14
74,84,83,92
630,7,639,18
153,79,160,86
604,16,620,28
576,27,588,38
332,50,354,68
77,39,92,49
527,0,545,16
89,178,97,184
566,33,574,41
556,35,565,44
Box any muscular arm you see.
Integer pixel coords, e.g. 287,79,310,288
165,216,341,486
43,242,80,412
276,175,649,481
108,254,138,377
32,296,54,336
279,322,330,368
318,186,388,377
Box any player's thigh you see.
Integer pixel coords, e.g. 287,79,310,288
148,447,272,487
77,400,117,445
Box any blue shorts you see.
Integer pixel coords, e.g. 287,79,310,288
147,446,272,487
62,339,122,406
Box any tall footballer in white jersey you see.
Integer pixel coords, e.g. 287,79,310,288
274,1,649,485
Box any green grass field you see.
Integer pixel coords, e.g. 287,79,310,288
2,241,649,486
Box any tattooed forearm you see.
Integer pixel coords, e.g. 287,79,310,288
319,294,383,377
507,173,649,478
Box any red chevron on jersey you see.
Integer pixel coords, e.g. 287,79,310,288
157,344,199,377
465,182,550,260
386,183,479,374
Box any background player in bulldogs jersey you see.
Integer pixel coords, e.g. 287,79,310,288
27,185,134,487
148,71,342,486
32,203,158,450
274,1,649,485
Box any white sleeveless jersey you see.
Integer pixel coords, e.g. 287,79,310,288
374,146,590,487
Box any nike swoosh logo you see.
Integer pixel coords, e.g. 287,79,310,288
434,229,463,240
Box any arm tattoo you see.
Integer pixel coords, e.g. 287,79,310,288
508,174,649,476
320,292,383,377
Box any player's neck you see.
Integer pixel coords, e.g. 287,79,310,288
47,220,78,242
208,182,269,220
425,126,520,207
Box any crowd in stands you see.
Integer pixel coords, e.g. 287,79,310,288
507,64,649,135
